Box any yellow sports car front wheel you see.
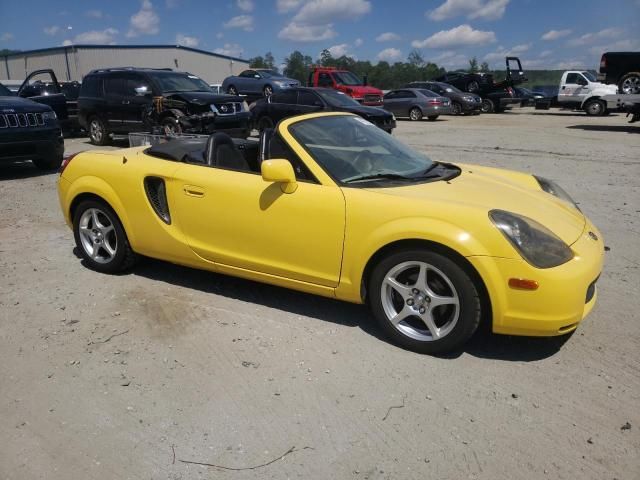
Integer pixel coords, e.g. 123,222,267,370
370,248,482,354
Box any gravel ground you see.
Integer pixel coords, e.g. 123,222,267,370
1,108,639,480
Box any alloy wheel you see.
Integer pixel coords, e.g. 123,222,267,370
90,119,103,143
78,208,118,264
380,261,460,342
621,76,640,94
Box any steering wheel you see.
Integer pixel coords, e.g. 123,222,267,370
352,149,375,173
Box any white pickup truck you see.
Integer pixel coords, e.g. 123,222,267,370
536,70,624,115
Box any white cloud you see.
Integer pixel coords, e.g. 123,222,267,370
377,47,402,62
322,43,353,58
431,50,468,68
354,38,363,47
277,0,306,13
412,24,496,49
214,43,244,58
292,0,371,24
1,32,14,42
216,32,224,39
376,32,400,42
71,28,119,44
539,50,552,58
278,22,336,42
428,0,509,21
237,0,254,12
541,29,572,41
568,28,623,46
86,9,104,18
224,15,254,31
588,38,640,55
127,0,159,37
176,33,199,47
554,60,587,70
62,40,72,46
483,43,530,62
44,26,60,36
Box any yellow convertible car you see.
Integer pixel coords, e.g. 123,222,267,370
58,112,604,354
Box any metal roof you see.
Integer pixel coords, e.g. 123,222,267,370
1,44,247,63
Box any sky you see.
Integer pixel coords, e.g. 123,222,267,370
1,0,639,70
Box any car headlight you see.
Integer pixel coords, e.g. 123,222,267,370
463,95,475,101
489,210,574,268
534,176,580,210
42,110,57,121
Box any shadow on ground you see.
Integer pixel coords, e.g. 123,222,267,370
531,112,619,118
567,124,639,134
0,161,58,181
104,256,570,362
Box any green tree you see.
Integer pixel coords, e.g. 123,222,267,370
264,52,275,69
249,51,276,69
407,50,424,67
284,50,313,84
480,61,490,72
319,49,333,66
468,57,479,73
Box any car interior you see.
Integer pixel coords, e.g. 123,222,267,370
145,130,313,181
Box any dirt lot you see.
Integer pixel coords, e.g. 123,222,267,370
1,109,638,480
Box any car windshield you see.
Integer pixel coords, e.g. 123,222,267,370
333,71,363,86
289,115,437,184
153,72,213,93
581,71,597,82
0,83,12,96
317,89,360,107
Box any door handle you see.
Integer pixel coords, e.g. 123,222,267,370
122,100,130,104
183,185,205,197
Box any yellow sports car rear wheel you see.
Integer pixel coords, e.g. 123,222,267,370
370,249,481,354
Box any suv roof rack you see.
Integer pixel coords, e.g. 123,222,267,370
88,67,174,74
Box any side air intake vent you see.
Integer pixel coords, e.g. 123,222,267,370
144,176,171,224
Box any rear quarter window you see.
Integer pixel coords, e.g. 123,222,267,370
80,76,102,97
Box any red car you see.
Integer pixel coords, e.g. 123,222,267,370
307,66,383,106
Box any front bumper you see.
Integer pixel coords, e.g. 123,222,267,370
0,127,64,163
180,111,251,138
499,98,522,107
461,100,482,112
468,220,605,336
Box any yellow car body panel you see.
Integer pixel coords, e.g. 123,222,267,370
58,111,605,337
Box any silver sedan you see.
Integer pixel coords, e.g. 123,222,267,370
383,88,452,121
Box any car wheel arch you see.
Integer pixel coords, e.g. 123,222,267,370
359,238,493,330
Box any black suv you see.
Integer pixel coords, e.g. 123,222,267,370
78,68,251,145
0,82,64,170
250,87,395,133
598,52,640,94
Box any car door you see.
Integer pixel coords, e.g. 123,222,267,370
559,73,588,104
102,74,128,131
295,90,325,115
383,90,401,114
18,69,68,120
268,90,299,122
238,70,259,94
121,73,152,132
171,150,345,287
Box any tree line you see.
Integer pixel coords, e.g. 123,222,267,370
249,50,566,90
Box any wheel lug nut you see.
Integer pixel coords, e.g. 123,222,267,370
419,307,426,314
407,299,414,306
412,288,419,294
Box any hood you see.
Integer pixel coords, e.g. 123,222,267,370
165,91,240,105
340,104,392,118
271,77,300,85
365,164,585,245
0,96,53,113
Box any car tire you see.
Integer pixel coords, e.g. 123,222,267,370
466,80,480,93
452,102,463,115
227,85,238,95
161,116,182,135
427,115,439,121
480,99,494,113
584,99,606,116
263,85,273,97
73,200,136,274
369,249,482,354
409,107,423,121
88,116,110,146
618,72,640,94
258,116,274,132
33,154,63,171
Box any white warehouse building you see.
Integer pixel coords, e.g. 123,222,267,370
1,44,250,84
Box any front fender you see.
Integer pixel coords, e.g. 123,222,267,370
60,175,137,247
336,216,508,303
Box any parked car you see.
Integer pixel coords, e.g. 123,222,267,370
307,66,384,106
402,81,481,115
0,81,64,170
222,69,300,98
436,57,526,113
251,87,395,133
383,88,451,120
15,69,79,132
78,67,251,145
598,51,640,94
514,87,544,107
58,112,604,354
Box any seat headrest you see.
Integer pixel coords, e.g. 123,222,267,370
205,132,235,167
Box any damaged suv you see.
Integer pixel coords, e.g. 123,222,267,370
78,68,250,145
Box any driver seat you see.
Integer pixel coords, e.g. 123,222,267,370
205,132,250,171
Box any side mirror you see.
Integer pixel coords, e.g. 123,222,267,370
261,159,298,193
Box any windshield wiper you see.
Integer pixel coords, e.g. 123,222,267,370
344,172,415,183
